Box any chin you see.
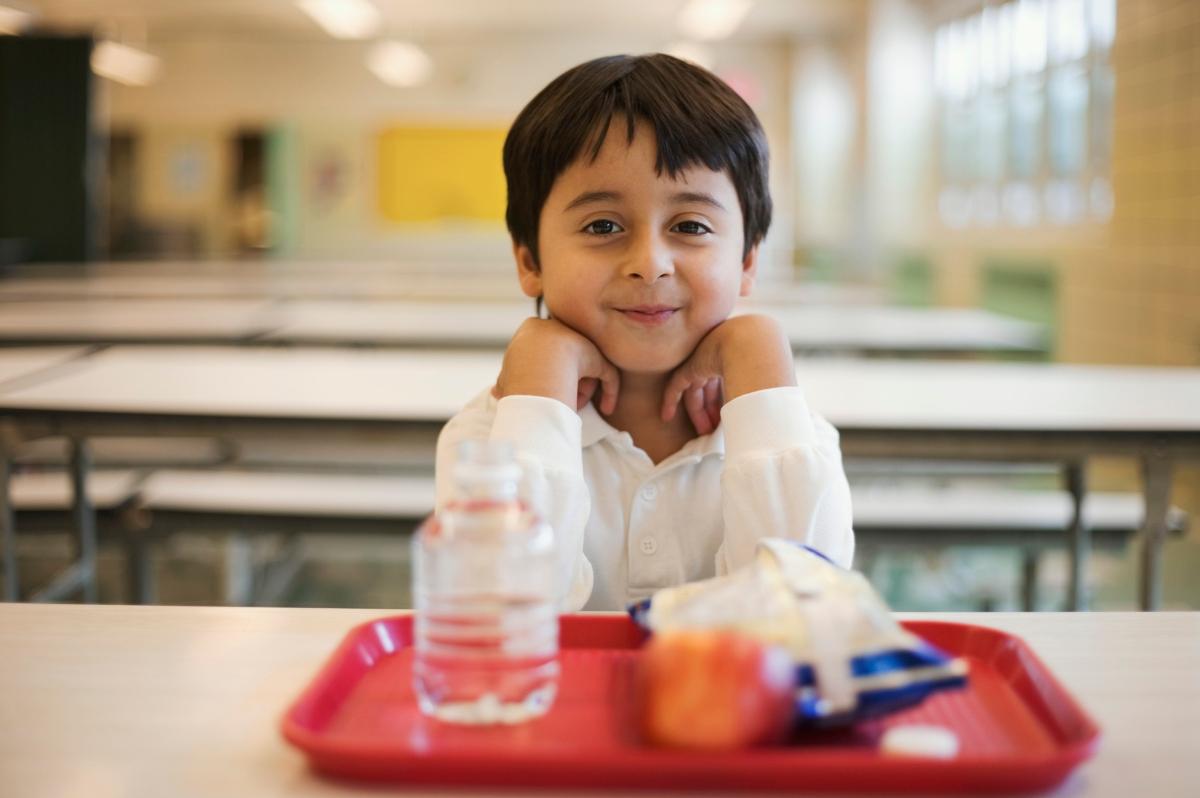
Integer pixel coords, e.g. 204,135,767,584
601,342,690,375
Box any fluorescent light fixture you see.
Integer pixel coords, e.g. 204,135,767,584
91,41,161,87
0,4,34,34
665,41,714,70
678,0,752,41
367,40,433,87
297,0,381,40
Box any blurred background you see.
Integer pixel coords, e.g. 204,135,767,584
0,0,1197,611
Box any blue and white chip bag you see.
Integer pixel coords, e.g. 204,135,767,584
628,538,968,728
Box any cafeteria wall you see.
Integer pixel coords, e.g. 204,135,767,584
91,2,1198,370
102,33,796,272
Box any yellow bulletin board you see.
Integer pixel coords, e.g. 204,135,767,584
376,125,508,224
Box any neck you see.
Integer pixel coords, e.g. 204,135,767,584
602,371,696,465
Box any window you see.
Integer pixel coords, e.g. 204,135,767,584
934,0,1115,228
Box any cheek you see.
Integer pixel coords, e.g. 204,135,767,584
686,260,742,318
540,267,605,327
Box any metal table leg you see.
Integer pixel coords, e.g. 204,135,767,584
0,451,16,601
70,437,98,603
123,535,155,605
32,437,99,603
1020,550,1039,611
1139,452,1173,611
120,504,155,604
1065,461,1089,611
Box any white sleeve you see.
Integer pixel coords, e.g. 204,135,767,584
715,386,856,575
435,391,594,612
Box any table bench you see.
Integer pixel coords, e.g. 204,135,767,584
5,468,1185,609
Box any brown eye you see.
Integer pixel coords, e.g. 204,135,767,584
673,220,712,235
584,219,622,235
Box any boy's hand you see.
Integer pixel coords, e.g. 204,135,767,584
494,317,620,414
660,314,796,434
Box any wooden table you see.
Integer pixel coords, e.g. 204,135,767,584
0,604,1195,798
1,348,1197,608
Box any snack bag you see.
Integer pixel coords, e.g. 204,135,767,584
629,539,968,728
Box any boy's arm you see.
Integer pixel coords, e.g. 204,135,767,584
438,358,598,612
657,314,854,571
716,386,855,572
494,317,620,414
660,314,795,434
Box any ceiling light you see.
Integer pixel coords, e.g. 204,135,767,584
0,5,34,35
91,41,161,87
678,0,752,42
297,0,381,40
367,40,433,87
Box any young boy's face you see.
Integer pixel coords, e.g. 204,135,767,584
515,116,758,376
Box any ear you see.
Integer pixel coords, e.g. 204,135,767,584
738,245,759,297
513,242,543,299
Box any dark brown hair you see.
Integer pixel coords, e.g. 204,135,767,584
503,53,772,268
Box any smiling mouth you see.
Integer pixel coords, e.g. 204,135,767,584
616,306,679,326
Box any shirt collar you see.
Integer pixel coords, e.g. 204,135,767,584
579,401,726,462
579,401,616,447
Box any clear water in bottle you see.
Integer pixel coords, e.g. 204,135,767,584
412,440,560,724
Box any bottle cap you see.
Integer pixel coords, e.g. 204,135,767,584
454,439,522,497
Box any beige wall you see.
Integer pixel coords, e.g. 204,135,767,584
134,126,234,257
102,34,798,275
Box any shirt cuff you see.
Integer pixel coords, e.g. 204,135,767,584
490,394,583,475
721,386,818,460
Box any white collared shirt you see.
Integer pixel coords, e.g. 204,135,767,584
435,386,855,611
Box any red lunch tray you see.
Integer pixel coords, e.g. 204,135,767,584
281,615,1100,793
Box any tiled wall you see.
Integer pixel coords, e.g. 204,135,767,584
1094,0,1200,368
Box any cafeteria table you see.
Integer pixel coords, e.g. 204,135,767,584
0,603,1195,798
0,260,881,304
0,345,90,387
262,301,1046,356
0,296,1046,356
0,299,277,344
0,346,1196,608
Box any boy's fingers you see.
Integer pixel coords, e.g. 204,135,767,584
684,386,712,435
598,361,620,415
704,378,722,428
576,377,598,411
661,369,693,422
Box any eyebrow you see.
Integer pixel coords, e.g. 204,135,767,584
671,191,727,212
564,190,621,212
563,190,728,213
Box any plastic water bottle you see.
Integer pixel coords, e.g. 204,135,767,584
412,439,560,724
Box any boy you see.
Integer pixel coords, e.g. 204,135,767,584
436,54,854,611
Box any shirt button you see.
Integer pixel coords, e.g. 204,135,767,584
640,484,658,501
640,537,658,555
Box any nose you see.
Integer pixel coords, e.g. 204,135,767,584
621,229,675,283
